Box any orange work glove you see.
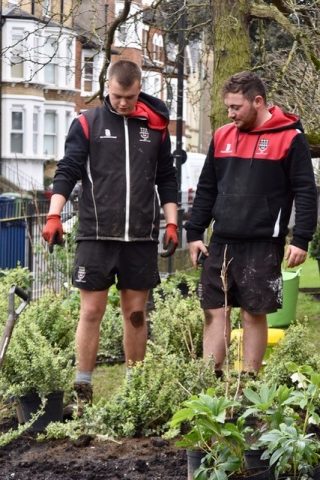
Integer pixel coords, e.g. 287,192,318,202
42,214,64,253
161,223,179,258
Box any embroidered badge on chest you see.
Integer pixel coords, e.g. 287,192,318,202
257,138,269,153
139,127,151,142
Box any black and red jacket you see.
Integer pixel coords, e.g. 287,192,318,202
53,92,177,242
185,106,317,251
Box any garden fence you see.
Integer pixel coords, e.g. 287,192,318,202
0,195,75,299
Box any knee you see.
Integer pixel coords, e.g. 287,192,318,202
129,311,145,328
81,304,105,324
242,312,267,327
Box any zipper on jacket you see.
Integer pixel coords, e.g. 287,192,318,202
124,117,130,241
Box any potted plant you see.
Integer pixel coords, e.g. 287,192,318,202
170,388,269,480
241,382,300,468
310,223,320,276
258,423,320,479
253,363,320,479
0,314,73,432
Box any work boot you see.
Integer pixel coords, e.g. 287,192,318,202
74,382,93,418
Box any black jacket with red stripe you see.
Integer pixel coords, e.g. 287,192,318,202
53,92,177,242
185,106,317,251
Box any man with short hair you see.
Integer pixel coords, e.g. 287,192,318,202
43,60,178,415
185,71,317,375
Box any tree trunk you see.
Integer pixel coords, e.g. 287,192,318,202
211,0,251,130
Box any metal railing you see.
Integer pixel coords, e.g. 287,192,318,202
0,196,75,299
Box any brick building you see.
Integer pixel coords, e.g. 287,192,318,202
0,0,211,192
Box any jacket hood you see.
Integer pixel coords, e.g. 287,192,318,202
105,91,169,131
250,105,303,133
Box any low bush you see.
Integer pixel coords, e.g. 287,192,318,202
149,275,203,359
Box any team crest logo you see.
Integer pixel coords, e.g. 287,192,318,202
139,127,151,142
258,138,269,153
75,266,86,283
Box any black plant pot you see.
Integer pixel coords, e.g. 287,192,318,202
17,390,64,433
312,464,320,480
232,467,271,480
245,449,269,470
186,449,206,480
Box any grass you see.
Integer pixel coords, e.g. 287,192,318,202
298,256,320,289
93,363,125,402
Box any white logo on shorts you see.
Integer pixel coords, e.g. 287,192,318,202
75,266,86,283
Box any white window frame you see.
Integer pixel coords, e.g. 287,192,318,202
82,54,94,93
44,36,59,85
33,108,40,155
114,1,142,48
65,37,74,85
43,0,52,18
44,111,57,156
152,33,163,65
10,28,25,80
10,107,24,154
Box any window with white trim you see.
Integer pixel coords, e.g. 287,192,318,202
33,108,40,155
43,0,52,17
114,1,141,47
11,109,24,154
44,37,58,85
44,111,57,155
65,37,74,85
10,28,25,79
65,111,72,138
83,55,94,93
142,27,149,58
152,34,163,64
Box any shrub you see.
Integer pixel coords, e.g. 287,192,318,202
149,278,203,359
19,290,77,353
0,317,73,398
262,317,320,386
0,267,33,328
72,345,217,438
98,304,124,362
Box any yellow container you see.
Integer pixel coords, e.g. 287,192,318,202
231,328,285,371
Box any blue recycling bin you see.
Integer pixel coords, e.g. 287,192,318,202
0,195,27,268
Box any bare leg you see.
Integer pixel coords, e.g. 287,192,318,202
75,289,108,372
241,310,268,373
121,289,149,366
203,307,231,369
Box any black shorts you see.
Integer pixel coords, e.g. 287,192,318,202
73,241,160,291
199,241,284,314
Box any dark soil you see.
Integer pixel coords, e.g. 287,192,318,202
0,417,187,479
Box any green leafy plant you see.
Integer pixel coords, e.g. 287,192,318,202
285,363,320,433
150,281,203,359
242,383,296,431
250,364,320,479
19,290,77,353
0,315,73,399
0,266,32,328
170,388,251,479
262,317,320,386
259,423,320,479
98,304,124,363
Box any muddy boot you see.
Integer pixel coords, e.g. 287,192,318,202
63,382,93,420
74,382,93,418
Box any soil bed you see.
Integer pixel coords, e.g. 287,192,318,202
0,425,187,479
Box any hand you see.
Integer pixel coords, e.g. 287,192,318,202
160,223,179,257
285,245,308,268
42,214,64,252
188,240,209,267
